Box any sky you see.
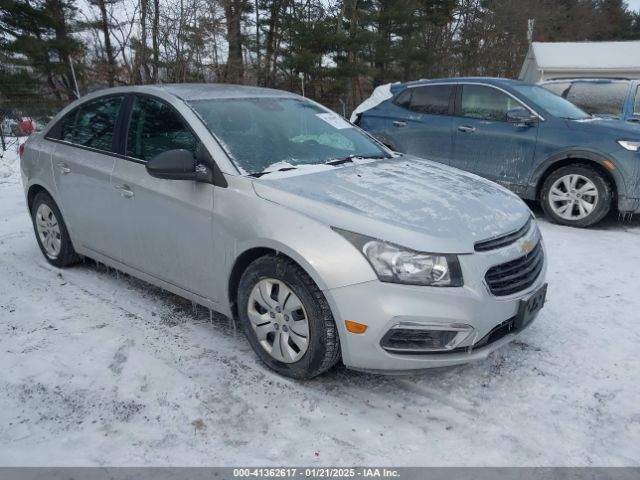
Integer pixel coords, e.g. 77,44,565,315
628,0,640,12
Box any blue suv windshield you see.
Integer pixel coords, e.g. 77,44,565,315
513,85,591,120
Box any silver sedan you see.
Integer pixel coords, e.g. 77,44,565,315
20,84,547,378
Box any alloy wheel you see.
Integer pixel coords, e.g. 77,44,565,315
548,174,599,221
35,203,62,259
247,278,309,363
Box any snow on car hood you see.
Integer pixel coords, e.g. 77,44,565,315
252,156,531,254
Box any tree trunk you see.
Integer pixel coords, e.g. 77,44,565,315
223,0,244,84
96,0,116,86
151,0,160,83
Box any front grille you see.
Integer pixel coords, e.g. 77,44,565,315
475,218,532,252
485,241,544,296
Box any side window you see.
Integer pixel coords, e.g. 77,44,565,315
408,85,453,115
565,82,629,115
633,85,640,115
49,109,79,142
73,96,124,151
543,82,571,98
126,96,197,161
460,85,521,122
47,96,123,152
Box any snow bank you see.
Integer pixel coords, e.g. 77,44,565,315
0,143,21,183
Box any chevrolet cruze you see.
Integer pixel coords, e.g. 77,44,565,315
20,84,547,378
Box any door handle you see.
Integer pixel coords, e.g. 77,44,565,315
114,184,134,198
393,121,407,127
56,162,71,174
457,125,476,133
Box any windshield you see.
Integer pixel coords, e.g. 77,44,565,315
512,84,591,120
189,97,387,175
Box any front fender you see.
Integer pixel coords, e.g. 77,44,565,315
526,148,627,200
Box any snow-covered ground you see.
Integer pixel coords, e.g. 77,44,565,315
1,145,639,466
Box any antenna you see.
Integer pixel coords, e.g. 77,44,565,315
527,18,535,44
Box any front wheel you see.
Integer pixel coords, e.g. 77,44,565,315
237,255,340,379
540,165,612,227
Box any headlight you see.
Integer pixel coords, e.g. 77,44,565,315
334,228,463,286
617,140,640,151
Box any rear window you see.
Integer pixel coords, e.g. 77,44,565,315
565,82,630,115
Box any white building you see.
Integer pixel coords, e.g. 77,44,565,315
519,40,640,83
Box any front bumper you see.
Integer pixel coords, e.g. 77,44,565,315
324,226,547,372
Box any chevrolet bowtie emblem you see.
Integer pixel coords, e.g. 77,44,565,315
521,240,533,254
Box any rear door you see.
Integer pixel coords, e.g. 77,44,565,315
47,95,125,259
451,84,538,189
381,84,456,164
110,94,216,299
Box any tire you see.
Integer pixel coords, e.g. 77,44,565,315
540,165,612,228
31,191,80,267
237,255,341,379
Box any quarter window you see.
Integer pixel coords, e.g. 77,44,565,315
460,85,521,122
126,96,197,161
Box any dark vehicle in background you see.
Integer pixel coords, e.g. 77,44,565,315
354,77,640,227
541,78,640,123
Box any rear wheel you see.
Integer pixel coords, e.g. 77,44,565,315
540,165,612,227
31,191,80,267
237,255,340,379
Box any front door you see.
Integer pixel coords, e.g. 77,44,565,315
110,95,216,300
49,95,125,260
451,84,538,190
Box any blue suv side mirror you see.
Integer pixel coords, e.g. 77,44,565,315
506,107,538,126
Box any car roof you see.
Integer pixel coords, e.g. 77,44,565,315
148,83,300,101
541,78,634,84
397,77,528,89
80,83,300,103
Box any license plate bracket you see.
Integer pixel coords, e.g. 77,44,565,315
515,283,547,330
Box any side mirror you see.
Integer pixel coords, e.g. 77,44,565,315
506,107,538,126
146,149,197,180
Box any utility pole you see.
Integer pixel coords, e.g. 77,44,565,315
255,0,261,85
68,55,81,99
527,18,535,44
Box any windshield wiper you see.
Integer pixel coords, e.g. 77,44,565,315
325,153,391,166
248,167,297,178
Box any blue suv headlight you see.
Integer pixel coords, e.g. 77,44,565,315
617,140,640,152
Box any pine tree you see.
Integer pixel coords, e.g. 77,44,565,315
0,0,83,101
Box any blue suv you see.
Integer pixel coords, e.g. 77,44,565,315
355,77,640,227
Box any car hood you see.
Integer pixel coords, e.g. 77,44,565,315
566,116,640,136
252,156,532,254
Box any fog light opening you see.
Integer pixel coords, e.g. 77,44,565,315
380,322,473,353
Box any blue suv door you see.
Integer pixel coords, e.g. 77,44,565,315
374,84,456,165
451,84,539,191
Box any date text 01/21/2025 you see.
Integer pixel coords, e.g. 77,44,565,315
232,468,400,478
